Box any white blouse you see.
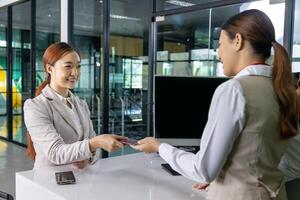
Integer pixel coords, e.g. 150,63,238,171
158,64,273,183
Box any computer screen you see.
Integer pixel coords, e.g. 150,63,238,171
154,75,228,146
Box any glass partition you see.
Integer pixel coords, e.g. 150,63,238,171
73,0,103,135
108,0,150,156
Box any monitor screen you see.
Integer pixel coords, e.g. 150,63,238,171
154,76,228,146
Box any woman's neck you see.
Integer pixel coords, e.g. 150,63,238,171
49,83,69,97
234,54,266,75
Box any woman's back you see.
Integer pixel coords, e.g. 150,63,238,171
207,76,290,200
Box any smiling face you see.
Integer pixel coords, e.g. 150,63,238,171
46,51,81,96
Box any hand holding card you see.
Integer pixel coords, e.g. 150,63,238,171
119,139,138,146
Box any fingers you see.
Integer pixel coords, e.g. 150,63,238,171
138,137,152,144
113,135,128,140
73,160,87,169
128,137,160,153
192,183,209,190
130,143,145,151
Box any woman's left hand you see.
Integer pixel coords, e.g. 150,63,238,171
192,183,209,190
72,159,89,169
131,137,160,153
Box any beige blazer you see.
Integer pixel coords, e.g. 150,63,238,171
24,85,96,169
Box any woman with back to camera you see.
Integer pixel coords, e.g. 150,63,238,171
132,9,299,200
24,42,126,169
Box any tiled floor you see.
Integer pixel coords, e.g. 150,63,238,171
0,139,34,198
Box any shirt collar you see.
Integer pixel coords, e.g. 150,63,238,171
50,87,74,104
234,64,272,79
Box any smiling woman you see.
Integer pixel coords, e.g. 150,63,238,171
45,50,81,98
23,42,127,169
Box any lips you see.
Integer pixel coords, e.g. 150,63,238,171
67,79,77,82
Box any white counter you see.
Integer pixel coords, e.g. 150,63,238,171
16,153,206,200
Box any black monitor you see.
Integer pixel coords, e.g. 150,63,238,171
154,75,228,146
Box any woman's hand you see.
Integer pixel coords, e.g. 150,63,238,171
131,137,160,153
89,134,127,152
72,159,89,169
192,183,209,190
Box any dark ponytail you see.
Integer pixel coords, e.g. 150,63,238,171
272,41,299,138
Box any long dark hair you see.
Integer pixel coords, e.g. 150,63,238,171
221,9,299,139
26,42,80,160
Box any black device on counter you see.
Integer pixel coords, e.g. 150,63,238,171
55,171,76,185
161,163,181,176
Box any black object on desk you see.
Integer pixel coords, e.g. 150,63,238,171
55,171,76,185
161,163,181,176
0,190,14,200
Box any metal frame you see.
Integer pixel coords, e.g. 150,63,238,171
101,0,110,158
68,0,74,45
147,0,156,136
6,5,12,142
30,0,36,97
283,0,295,56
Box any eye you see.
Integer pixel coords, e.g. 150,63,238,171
64,65,72,69
77,65,81,68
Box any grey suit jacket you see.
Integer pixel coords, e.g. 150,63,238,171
24,85,96,169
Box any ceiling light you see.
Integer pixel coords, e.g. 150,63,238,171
166,0,195,7
110,14,140,21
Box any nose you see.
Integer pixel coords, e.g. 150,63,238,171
71,66,80,77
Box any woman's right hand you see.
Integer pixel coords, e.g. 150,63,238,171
89,134,126,152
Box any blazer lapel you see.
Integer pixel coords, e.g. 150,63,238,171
42,85,81,137
72,96,90,139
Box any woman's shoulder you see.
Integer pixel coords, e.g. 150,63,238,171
24,94,49,110
215,78,243,94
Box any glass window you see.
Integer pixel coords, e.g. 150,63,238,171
292,0,300,73
155,0,286,77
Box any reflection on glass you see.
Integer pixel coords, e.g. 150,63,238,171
12,2,31,144
292,0,300,72
0,7,7,138
156,0,285,77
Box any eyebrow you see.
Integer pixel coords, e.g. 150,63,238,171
63,61,80,64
